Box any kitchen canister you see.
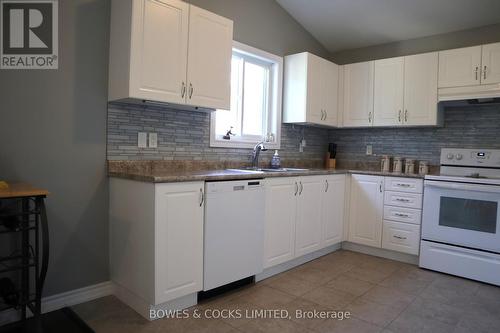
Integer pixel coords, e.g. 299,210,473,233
405,159,415,174
381,155,391,173
392,157,403,173
419,161,429,175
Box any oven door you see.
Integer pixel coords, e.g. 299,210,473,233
422,180,500,253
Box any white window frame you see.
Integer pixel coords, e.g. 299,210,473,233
210,41,282,149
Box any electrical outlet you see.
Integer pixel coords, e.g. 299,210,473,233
138,132,147,148
149,132,158,148
366,144,373,155
301,139,306,147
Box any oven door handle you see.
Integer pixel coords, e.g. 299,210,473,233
425,180,500,194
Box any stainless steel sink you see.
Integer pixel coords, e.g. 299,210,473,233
227,167,310,173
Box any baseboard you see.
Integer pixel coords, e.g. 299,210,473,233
255,243,342,282
0,281,114,326
342,241,419,265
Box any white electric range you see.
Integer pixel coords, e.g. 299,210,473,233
420,148,500,286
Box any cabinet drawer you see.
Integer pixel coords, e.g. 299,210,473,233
384,191,422,209
383,205,421,225
384,177,423,193
382,220,420,255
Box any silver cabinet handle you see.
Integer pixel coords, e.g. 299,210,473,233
396,198,410,202
299,181,303,195
325,179,329,192
324,110,327,120
475,66,479,81
393,235,407,240
398,110,401,123
404,109,408,122
199,188,204,207
181,81,186,98
294,182,298,196
379,182,383,193
320,110,324,120
396,183,411,188
484,65,487,80
395,213,410,218
368,112,372,123
189,83,193,99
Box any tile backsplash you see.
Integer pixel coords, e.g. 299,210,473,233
329,105,500,167
107,103,500,168
107,102,329,164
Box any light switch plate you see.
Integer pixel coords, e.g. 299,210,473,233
366,144,373,155
138,132,147,148
149,132,158,148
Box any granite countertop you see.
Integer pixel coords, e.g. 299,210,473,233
108,167,429,183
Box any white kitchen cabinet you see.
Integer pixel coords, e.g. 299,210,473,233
343,61,375,127
374,57,404,126
348,174,384,247
110,178,204,318
382,220,420,255
154,182,204,304
321,175,346,247
481,42,500,85
108,0,233,110
403,52,439,126
263,177,298,268
295,176,324,257
283,52,339,127
438,46,482,88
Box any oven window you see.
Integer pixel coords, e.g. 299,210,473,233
439,197,498,233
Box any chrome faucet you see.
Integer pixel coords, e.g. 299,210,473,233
251,141,268,169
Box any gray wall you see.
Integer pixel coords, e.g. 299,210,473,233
329,106,500,168
0,0,110,296
187,0,330,58
107,103,329,164
331,23,500,64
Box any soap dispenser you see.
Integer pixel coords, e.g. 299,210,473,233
270,150,281,169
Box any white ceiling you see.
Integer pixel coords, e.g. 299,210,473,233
276,0,500,53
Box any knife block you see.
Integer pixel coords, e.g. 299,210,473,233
324,152,336,169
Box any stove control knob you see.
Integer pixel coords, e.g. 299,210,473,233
455,153,463,160
447,153,454,160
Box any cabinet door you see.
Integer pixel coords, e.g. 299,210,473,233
129,0,189,104
374,57,404,126
323,59,339,127
481,42,500,85
264,177,297,268
343,61,374,127
154,182,204,304
322,175,345,247
438,46,481,88
404,52,438,126
348,174,384,248
295,177,324,257
187,5,233,109
306,54,324,124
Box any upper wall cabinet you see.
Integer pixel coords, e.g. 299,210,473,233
373,52,439,127
438,43,500,88
283,52,339,127
342,61,375,127
108,0,233,110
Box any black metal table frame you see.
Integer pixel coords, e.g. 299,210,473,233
0,195,49,321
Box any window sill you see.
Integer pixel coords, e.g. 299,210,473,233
210,139,280,150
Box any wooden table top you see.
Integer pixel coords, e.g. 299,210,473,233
0,182,49,199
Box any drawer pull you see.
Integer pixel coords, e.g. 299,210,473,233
393,235,407,240
395,213,409,218
396,183,411,188
395,198,411,202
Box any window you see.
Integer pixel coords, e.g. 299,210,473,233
210,41,282,149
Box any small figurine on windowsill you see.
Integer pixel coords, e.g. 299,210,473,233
223,127,235,140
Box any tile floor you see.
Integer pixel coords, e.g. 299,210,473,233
72,250,500,333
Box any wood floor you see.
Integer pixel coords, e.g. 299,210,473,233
72,250,500,333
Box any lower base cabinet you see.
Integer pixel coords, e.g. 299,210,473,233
110,178,204,307
264,175,346,269
382,220,420,255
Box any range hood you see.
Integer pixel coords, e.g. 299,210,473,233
438,83,500,102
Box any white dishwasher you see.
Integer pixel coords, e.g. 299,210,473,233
203,179,266,291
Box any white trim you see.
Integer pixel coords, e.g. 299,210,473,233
342,241,419,265
0,281,114,326
210,41,282,150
